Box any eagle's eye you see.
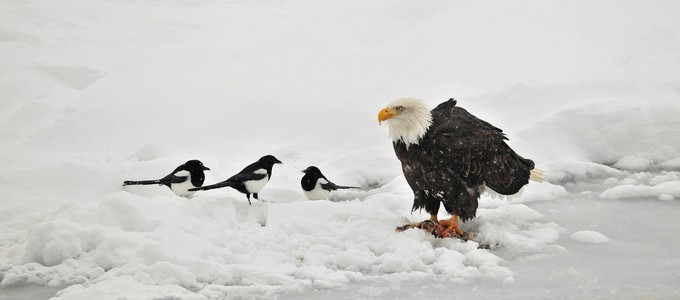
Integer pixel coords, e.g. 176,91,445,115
394,106,405,112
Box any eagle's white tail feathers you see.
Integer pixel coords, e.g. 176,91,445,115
530,168,545,183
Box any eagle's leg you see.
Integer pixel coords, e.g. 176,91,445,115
439,215,464,237
429,214,439,223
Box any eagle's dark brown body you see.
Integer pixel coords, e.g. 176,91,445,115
393,99,535,221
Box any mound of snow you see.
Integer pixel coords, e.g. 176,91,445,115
660,157,680,170
538,161,625,184
518,103,680,166
20,220,102,267
613,155,654,171
570,231,610,244
468,204,564,258
599,181,680,200
512,182,569,204
54,276,204,300
2,186,564,298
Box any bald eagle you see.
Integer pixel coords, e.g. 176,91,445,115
378,98,542,237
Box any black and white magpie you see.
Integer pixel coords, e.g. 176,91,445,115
123,159,210,197
300,166,359,200
189,155,282,204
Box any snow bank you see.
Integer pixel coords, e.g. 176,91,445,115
517,102,680,166
469,205,564,258
570,231,610,244
55,276,205,300
1,186,564,299
599,171,680,200
600,182,680,200
538,161,625,184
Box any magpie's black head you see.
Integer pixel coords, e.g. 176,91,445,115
302,166,322,175
259,155,282,166
184,159,210,171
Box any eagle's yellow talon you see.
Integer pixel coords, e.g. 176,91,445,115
438,216,463,237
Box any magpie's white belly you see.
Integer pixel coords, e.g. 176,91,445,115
304,179,330,200
244,171,269,194
170,171,195,197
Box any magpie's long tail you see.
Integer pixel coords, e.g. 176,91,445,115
189,181,234,192
335,185,361,190
123,179,161,186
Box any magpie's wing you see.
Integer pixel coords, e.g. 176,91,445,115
321,181,359,190
229,171,267,183
159,170,190,186
320,181,339,191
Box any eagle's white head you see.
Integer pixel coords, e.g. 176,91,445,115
378,97,433,147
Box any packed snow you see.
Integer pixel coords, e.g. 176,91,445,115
569,231,610,244
1,0,680,299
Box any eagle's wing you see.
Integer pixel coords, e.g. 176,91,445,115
429,99,532,195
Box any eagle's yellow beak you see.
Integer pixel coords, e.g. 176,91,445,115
378,107,395,125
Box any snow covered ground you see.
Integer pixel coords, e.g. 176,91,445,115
1,0,680,299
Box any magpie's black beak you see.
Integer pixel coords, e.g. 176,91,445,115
203,166,211,171
275,159,282,164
